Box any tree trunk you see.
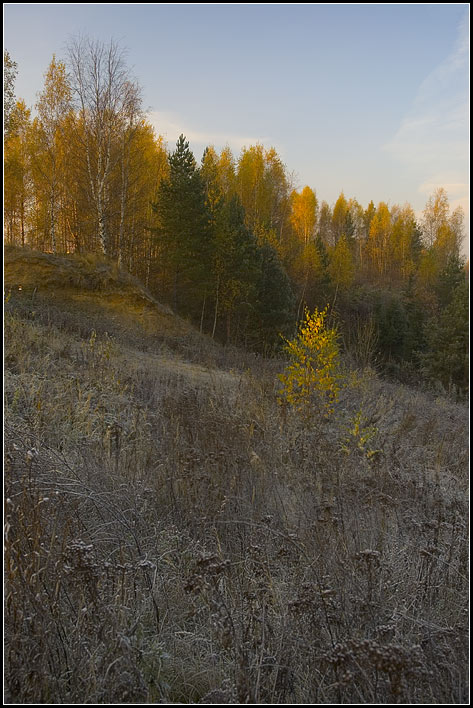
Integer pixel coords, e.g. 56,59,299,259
97,190,107,255
50,188,57,253
212,275,220,339
200,294,206,334
173,269,179,312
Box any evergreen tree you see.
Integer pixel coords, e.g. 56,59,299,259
201,145,223,216
310,235,333,307
435,253,467,308
211,194,260,342
421,279,469,397
253,242,295,353
153,134,213,317
402,275,427,363
374,294,408,363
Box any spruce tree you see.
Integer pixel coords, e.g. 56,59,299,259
153,135,213,317
212,194,260,342
421,279,468,397
435,253,466,308
253,242,295,353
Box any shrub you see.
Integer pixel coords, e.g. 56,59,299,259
278,306,342,418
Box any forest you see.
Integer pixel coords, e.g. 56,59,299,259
3,37,469,705
4,41,469,398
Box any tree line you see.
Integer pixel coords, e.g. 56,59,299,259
4,41,469,396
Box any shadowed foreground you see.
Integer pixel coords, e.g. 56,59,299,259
4,250,468,704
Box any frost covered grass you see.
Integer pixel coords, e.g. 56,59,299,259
4,287,468,704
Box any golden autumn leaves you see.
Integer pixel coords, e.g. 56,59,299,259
278,306,342,419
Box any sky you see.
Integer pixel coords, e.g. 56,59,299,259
4,3,470,256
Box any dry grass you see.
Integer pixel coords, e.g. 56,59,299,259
4,250,469,704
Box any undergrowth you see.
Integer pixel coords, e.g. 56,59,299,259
4,287,469,704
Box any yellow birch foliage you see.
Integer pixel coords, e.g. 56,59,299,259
290,185,317,244
278,307,342,418
328,235,354,290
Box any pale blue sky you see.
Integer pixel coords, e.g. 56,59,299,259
4,3,470,255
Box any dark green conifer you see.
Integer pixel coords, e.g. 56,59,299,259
153,135,213,316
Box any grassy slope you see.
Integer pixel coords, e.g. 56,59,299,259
4,247,469,704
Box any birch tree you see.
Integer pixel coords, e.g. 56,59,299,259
4,100,31,246
34,56,72,252
4,50,18,139
290,185,317,245
116,79,143,264
67,36,138,256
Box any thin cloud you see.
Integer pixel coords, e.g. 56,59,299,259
418,179,468,199
382,13,468,185
147,109,270,154
382,12,469,255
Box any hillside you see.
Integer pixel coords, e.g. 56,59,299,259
4,248,469,704
5,245,194,338
4,246,244,384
